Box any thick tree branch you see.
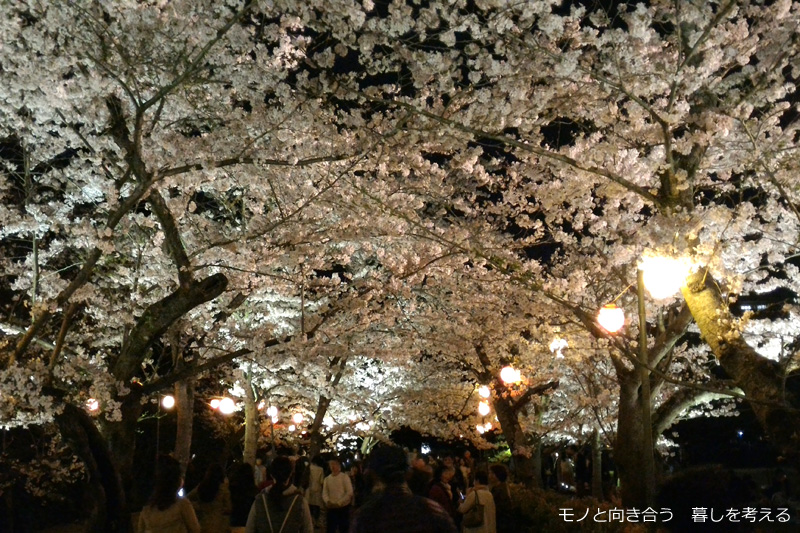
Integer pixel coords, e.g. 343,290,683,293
112,273,228,383
147,191,192,288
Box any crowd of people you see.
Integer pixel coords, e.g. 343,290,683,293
136,446,514,533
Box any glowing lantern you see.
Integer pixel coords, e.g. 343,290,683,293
500,366,521,384
209,398,221,409
640,255,691,300
478,401,491,416
218,397,236,415
292,412,304,424
161,395,175,409
478,385,490,398
597,303,625,333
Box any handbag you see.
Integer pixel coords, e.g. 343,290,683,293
261,492,299,533
462,491,484,528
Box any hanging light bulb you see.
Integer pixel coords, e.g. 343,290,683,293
478,385,490,398
292,412,304,424
267,405,278,418
478,401,491,416
209,398,221,409
597,303,625,333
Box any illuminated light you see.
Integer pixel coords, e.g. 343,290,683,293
478,386,490,398
218,397,236,415
476,425,486,434
271,416,278,424
640,255,692,300
266,405,278,418
288,424,296,432
292,412,304,424
478,401,491,416
500,366,521,384
484,422,492,431
86,398,99,411
258,400,266,410
161,395,175,410
597,303,625,333
209,399,221,409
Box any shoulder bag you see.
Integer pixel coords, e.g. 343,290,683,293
462,490,484,528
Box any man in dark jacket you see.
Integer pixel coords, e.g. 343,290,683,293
350,445,457,533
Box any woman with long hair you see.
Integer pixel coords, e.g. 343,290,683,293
188,463,232,533
229,462,258,533
138,455,201,533
245,455,314,533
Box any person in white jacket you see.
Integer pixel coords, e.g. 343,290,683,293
322,459,353,533
458,471,496,533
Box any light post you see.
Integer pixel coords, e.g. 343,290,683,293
597,255,690,508
156,394,175,459
266,405,278,452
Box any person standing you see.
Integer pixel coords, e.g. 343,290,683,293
138,455,201,533
254,458,268,490
408,456,433,497
427,465,458,523
187,463,232,533
322,459,353,533
350,444,456,533
458,471,496,533
488,465,513,533
229,462,258,533
245,455,314,533
305,456,325,526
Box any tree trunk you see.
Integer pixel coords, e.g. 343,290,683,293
243,379,259,466
56,403,128,533
591,429,603,500
493,395,537,487
308,396,332,459
682,272,800,461
173,378,194,473
615,378,651,509
532,438,543,489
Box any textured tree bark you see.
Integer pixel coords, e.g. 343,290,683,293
591,429,603,500
681,271,800,460
243,377,259,466
56,403,127,533
173,378,194,473
308,396,332,459
615,377,649,509
493,395,537,487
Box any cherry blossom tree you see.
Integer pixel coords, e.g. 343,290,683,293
2,0,800,527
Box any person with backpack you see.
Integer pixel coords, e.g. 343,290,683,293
245,455,314,533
